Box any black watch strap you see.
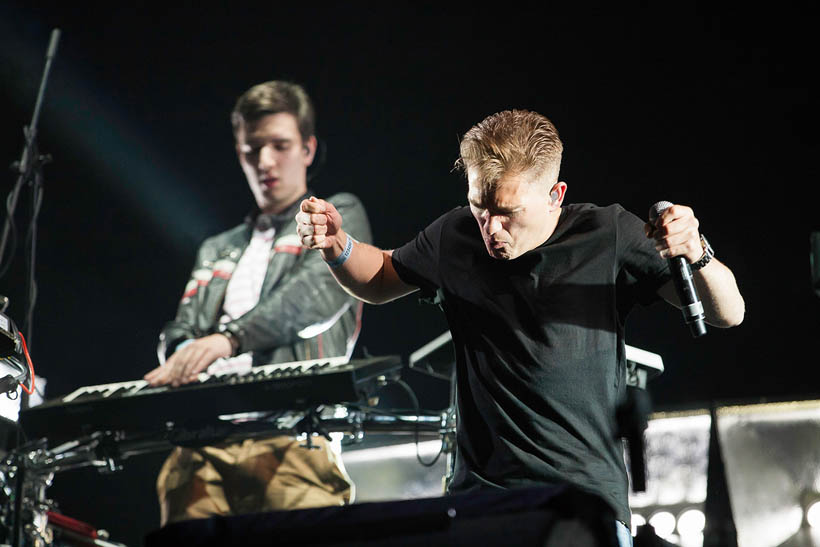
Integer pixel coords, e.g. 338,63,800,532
218,327,241,356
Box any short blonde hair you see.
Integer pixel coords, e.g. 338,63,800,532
456,109,563,188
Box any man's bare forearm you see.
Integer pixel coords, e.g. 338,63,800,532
658,258,745,328
693,259,745,327
321,230,417,304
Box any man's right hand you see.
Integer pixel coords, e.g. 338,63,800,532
144,333,233,387
296,196,344,252
297,195,417,305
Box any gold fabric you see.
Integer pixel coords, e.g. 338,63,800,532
156,435,352,525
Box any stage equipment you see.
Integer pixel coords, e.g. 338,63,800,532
715,399,820,547
1,28,60,377
19,355,402,444
45,512,126,547
343,439,451,502
408,330,456,381
626,410,712,544
619,344,666,494
622,398,820,547
5,352,455,545
144,484,620,547
0,444,127,547
625,344,665,389
1,29,59,543
340,406,711,545
0,313,29,395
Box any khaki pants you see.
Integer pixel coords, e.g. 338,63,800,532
156,436,352,525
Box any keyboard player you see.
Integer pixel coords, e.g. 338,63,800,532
143,80,372,525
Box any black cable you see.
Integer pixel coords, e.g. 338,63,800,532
22,178,43,347
393,379,444,467
340,401,445,466
0,193,19,280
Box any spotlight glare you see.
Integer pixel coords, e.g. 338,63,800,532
649,511,676,538
808,501,820,528
677,508,706,536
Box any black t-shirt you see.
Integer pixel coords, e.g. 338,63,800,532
391,202,671,526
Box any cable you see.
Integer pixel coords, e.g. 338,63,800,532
393,379,444,467
0,192,19,280
23,175,44,342
341,400,446,465
17,332,35,395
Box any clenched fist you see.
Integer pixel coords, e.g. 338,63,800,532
296,196,344,250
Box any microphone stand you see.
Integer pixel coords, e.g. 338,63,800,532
0,28,60,401
0,28,60,547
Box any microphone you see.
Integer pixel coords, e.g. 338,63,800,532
649,201,707,338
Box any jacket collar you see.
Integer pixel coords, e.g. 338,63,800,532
244,190,311,232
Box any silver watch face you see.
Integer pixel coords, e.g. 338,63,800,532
701,235,714,256
692,235,714,270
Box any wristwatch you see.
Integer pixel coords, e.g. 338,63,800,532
690,234,714,271
218,327,241,356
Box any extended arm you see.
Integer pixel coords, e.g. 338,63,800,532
146,195,373,386
225,194,373,351
296,197,417,304
648,204,745,328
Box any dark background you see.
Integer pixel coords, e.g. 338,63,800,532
1,4,818,545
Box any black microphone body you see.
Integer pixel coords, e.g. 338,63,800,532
650,201,707,338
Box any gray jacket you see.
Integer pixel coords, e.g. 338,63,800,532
158,192,372,365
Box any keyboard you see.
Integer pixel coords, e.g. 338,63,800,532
19,355,402,444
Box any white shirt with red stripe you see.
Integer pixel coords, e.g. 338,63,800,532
221,226,275,322
207,225,275,375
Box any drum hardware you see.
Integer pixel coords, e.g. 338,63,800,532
1,440,57,547
7,347,452,544
2,403,456,545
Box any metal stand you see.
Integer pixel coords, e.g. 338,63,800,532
1,440,56,547
0,29,60,547
442,367,457,490
0,28,60,414
0,403,455,546
407,330,458,489
619,344,665,494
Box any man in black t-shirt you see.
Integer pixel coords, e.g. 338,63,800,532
295,110,745,543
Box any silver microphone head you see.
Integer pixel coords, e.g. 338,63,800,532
649,200,674,222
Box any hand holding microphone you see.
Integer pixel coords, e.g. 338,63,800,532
647,201,710,337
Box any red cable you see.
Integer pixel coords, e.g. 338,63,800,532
17,332,35,395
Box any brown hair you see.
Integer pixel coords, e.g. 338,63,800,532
231,80,315,141
456,109,563,188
